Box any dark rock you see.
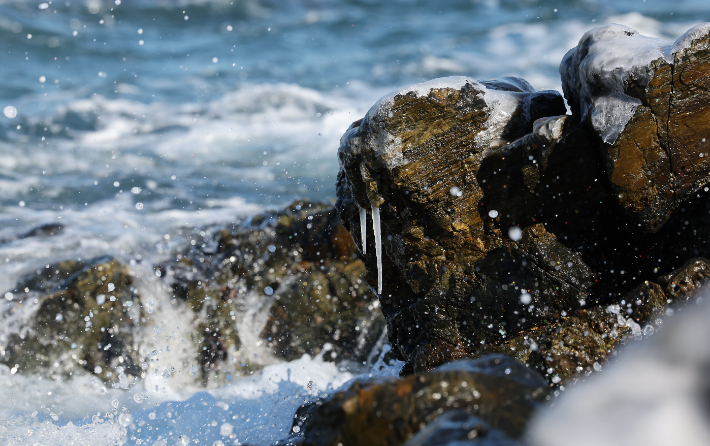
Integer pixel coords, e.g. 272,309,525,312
163,201,385,379
295,355,548,446
561,23,710,232
403,410,521,446
336,76,617,372
658,257,710,301
21,223,65,239
0,256,142,382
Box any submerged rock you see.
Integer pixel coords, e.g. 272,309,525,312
0,256,142,381
561,23,710,232
164,201,385,380
292,355,548,446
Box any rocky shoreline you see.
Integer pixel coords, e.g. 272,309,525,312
2,22,710,446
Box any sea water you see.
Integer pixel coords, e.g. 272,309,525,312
0,0,708,444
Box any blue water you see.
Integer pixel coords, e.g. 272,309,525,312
0,0,709,444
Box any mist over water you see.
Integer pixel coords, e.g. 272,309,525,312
0,0,708,444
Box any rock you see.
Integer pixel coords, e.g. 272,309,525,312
0,256,142,382
658,257,710,301
293,355,548,446
561,23,710,232
528,287,710,446
163,201,385,380
336,76,620,372
403,410,521,446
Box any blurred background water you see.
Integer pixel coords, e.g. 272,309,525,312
0,0,708,444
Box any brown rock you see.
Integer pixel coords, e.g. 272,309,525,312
561,23,710,232
295,355,548,446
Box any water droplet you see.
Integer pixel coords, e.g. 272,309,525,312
55,313,63,321
488,210,499,218
519,292,532,305
133,393,144,404
212,57,219,63
4,292,13,301
508,226,522,241
220,423,233,436
94,366,102,374
118,413,133,427
96,294,106,305
135,202,144,210
3,106,17,118
264,286,274,296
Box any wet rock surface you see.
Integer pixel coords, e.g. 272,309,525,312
561,23,710,232
163,200,385,378
0,256,142,382
335,23,710,382
291,355,547,446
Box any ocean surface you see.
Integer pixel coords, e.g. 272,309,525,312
0,0,709,444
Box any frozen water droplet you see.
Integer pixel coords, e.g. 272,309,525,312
131,187,142,194
148,412,156,420
264,286,274,296
4,292,13,301
153,326,161,334
135,202,144,210
108,283,115,292
293,426,301,433
113,181,120,187
133,393,144,403
268,244,276,252
488,210,499,218
111,399,119,408
593,362,602,372
55,313,63,321
508,226,522,241
3,106,17,118
94,366,102,374
212,57,219,63
96,294,106,305
220,423,233,436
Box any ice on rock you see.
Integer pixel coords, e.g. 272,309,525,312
561,23,710,145
359,207,367,255
372,204,382,295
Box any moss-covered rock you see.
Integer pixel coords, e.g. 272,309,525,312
0,256,142,382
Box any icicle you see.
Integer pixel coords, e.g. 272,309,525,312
359,207,367,255
371,204,382,295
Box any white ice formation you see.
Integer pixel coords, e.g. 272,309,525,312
560,23,710,145
372,204,382,295
359,207,367,255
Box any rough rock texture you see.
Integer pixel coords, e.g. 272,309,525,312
403,410,521,446
0,256,142,381
291,355,548,446
163,201,385,379
336,25,710,379
561,23,710,232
